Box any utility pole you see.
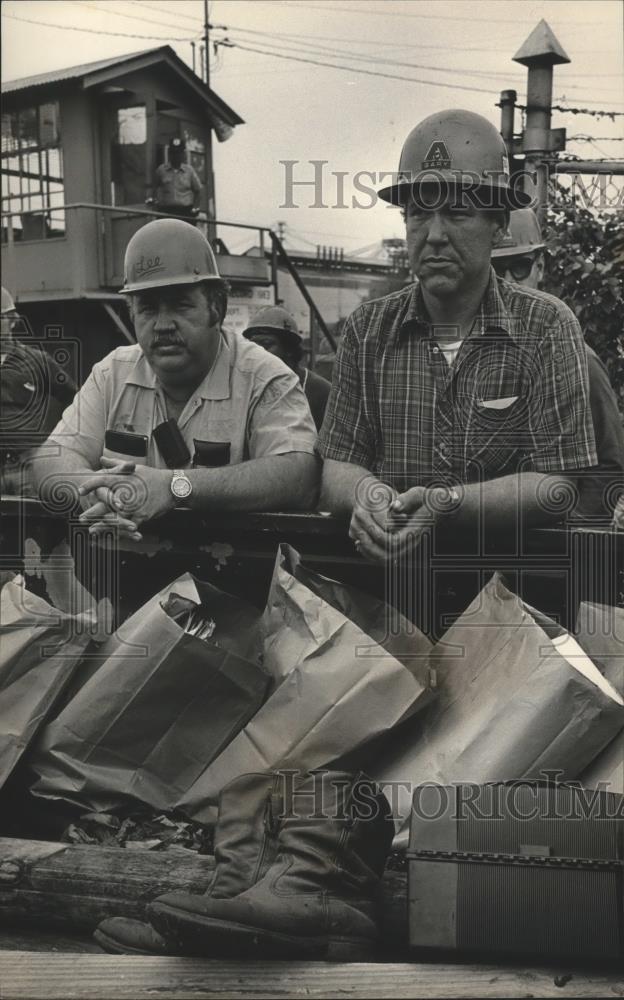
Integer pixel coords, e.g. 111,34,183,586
513,19,569,223
203,0,215,226
203,0,210,87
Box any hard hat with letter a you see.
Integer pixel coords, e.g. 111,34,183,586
378,109,532,209
121,219,221,294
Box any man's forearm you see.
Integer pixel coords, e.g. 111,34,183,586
187,452,320,512
442,471,580,531
320,458,378,516
29,445,96,504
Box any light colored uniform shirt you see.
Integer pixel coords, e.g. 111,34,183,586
48,332,317,469
154,162,201,208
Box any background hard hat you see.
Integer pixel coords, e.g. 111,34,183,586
1,286,17,315
242,306,302,345
492,208,545,258
378,109,531,209
121,219,221,293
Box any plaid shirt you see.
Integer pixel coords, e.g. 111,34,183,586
317,269,597,492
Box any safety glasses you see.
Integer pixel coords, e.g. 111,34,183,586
492,255,536,282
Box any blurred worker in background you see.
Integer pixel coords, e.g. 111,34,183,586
243,306,331,430
492,208,624,521
148,138,201,219
1,286,76,494
30,220,319,539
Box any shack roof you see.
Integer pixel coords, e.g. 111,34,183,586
2,45,243,127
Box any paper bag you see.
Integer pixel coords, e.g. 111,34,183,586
262,544,431,686
371,573,624,833
0,578,93,788
30,574,269,813
576,602,624,793
178,544,432,822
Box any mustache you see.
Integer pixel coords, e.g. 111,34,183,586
152,337,184,348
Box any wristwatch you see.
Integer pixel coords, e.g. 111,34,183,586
170,469,193,505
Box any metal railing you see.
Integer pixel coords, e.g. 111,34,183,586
1,202,336,352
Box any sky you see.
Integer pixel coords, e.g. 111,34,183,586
2,0,623,255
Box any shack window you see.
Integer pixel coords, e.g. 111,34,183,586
1,101,65,242
111,105,147,206
182,122,207,185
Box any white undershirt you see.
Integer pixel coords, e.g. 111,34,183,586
438,340,463,368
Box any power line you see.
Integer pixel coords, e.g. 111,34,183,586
74,0,197,33
257,0,611,26
214,22,620,58
213,28,623,92
125,0,204,25
217,38,624,108
210,22,498,53
214,31,516,80
3,10,196,41
60,4,624,95
215,39,500,95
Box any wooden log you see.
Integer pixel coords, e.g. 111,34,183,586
0,838,408,951
0,838,214,930
1,951,621,1000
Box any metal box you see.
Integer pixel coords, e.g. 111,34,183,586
407,782,623,960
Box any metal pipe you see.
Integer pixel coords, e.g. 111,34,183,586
499,89,517,161
554,161,624,174
270,231,336,352
0,202,272,233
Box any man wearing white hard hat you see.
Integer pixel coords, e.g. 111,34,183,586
318,110,597,563
492,208,623,522
31,219,318,538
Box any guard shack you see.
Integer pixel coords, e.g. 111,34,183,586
1,47,273,379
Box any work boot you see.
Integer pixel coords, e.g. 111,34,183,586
94,771,283,955
149,770,394,961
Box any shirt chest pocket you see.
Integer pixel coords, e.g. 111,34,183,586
469,393,530,439
192,439,231,467
103,428,149,464
478,395,519,411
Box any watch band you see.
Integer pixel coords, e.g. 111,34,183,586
171,468,193,504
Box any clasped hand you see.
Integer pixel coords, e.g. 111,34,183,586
78,457,174,540
348,479,438,565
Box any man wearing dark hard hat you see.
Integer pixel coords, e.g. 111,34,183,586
148,138,202,219
242,306,331,430
318,110,598,565
492,208,623,522
1,286,76,493
31,219,318,538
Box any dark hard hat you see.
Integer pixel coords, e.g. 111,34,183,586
378,109,532,210
170,137,185,150
492,208,545,258
242,306,302,347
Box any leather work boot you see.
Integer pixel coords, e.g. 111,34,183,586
94,771,283,955
148,770,394,961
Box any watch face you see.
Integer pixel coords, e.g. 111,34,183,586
172,475,192,499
